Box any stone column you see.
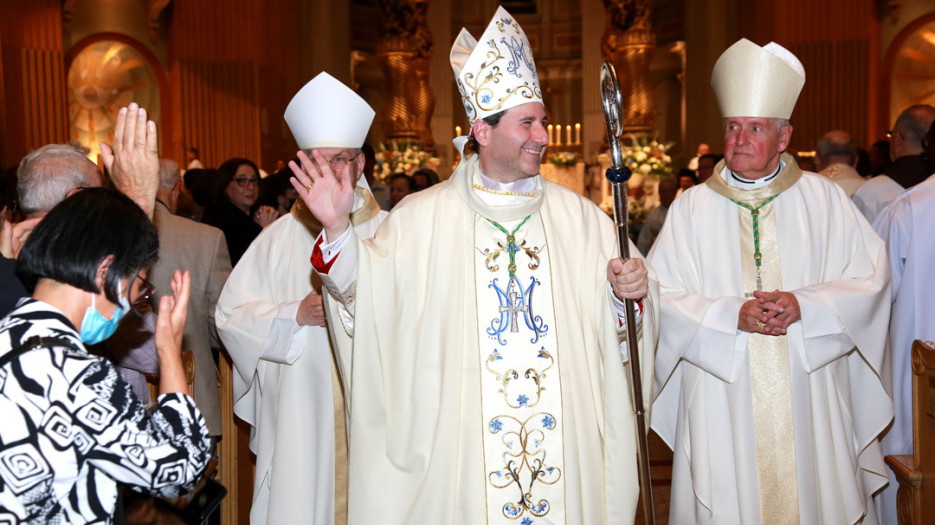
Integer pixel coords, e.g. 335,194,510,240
377,0,435,148
600,0,656,134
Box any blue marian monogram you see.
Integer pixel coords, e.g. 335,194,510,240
488,277,548,345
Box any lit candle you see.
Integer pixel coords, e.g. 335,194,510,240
556,125,562,146
575,123,581,145
455,125,461,137
547,124,554,145
566,125,572,146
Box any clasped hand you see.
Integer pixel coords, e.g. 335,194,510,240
738,289,801,335
607,258,648,301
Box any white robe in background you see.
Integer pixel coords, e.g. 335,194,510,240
650,155,892,524
318,152,658,524
215,196,384,525
872,174,935,524
852,175,904,223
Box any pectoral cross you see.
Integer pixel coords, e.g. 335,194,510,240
500,285,526,332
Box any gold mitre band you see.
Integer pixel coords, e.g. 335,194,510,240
449,6,543,126
711,39,805,120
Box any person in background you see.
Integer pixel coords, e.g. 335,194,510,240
676,168,697,197
362,144,391,210
389,172,415,208
815,129,864,197
696,152,722,183
638,177,677,255
202,157,277,265
186,147,204,170
412,167,439,191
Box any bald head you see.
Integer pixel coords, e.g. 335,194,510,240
17,143,101,217
892,104,935,159
815,130,857,171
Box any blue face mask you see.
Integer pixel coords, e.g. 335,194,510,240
80,281,130,345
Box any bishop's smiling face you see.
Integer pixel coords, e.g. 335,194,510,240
475,102,549,184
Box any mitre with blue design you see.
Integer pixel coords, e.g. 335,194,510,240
450,6,543,127
711,39,806,120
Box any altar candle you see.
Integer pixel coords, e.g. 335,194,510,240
566,125,572,146
455,125,461,137
556,125,562,145
575,123,581,145
547,124,554,145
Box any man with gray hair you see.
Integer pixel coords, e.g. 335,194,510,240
649,39,891,523
853,104,935,221
16,142,101,217
815,129,864,197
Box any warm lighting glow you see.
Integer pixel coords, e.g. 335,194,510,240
566,125,571,146
455,125,461,137
575,123,581,145
547,124,554,145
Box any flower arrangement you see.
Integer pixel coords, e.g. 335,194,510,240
619,135,674,179
548,151,580,168
375,141,433,181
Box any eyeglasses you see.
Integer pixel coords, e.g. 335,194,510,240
312,151,357,172
130,276,156,315
232,177,260,187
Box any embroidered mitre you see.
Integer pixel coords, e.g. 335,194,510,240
449,6,543,127
711,39,805,119
285,72,375,149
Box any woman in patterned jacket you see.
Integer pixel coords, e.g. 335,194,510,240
0,187,211,523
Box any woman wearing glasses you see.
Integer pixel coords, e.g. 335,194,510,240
0,187,211,523
203,157,277,265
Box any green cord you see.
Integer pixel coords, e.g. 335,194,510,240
486,215,531,278
729,194,779,291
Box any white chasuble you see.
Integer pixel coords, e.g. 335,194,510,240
318,152,659,525
649,154,892,525
474,213,565,523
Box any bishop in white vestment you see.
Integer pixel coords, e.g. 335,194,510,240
288,8,658,524
650,39,892,525
215,73,386,525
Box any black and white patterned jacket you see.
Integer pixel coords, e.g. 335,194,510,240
0,299,211,524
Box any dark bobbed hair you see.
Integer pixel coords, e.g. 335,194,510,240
17,187,159,303
215,157,260,209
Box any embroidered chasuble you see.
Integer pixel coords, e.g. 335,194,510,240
649,154,892,525
475,211,565,522
318,152,659,525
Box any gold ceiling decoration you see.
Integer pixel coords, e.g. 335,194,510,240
67,40,160,161
890,21,935,126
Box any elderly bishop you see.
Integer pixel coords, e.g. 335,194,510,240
649,39,892,524
289,7,658,524
216,73,386,525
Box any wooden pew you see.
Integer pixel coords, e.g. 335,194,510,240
884,340,935,525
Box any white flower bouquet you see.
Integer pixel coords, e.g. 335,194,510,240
375,141,433,181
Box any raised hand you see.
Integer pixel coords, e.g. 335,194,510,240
155,270,192,396
289,149,355,240
100,103,159,218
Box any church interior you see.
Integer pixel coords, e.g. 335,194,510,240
1,1,934,523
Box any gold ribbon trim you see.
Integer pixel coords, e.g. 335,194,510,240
705,152,802,205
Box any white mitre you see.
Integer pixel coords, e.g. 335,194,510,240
711,39,805,119
449,6,542,127
285,72,375,149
